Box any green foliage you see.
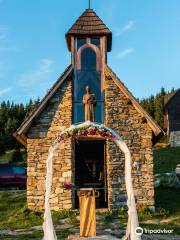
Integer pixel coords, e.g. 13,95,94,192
140,87,175,128
10,148,24,163
138,208,153,221
118,207,128,217
52,209,79,224
156,207,170,217
0,99,39,155
0,149,27,166
103,210,114,223
154,147,180,174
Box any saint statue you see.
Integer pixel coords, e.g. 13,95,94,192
83,86,96,122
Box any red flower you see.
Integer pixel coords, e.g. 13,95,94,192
64,182,73,190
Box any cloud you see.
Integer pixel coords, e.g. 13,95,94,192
0,87,12,96
18,58,54,88
115,20,135,36
117,48,135,59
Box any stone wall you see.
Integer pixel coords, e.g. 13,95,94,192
104,72,155,210
26,70,155,211
169,131,180,147
27,77,73,211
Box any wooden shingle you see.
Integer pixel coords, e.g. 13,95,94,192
66,9,112,51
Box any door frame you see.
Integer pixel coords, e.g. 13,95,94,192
73,138,108,209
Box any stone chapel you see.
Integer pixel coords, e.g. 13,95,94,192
14,8,162,211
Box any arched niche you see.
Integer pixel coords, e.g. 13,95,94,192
76,43,101,71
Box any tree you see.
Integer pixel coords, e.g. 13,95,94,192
10,148,24,163
0,98,39,155
140,87,168,128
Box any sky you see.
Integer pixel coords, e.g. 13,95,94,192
0,0,180,103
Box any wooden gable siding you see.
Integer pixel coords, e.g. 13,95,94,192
165,90,180,132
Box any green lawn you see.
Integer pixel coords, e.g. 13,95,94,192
0,146,180,238
155,187,180,214
154,147,180,174
0,230,70,240
0,187,179,238
0,192,43,230
138,187,180,235
0,192,74,239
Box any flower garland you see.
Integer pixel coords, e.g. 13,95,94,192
56,122,116,142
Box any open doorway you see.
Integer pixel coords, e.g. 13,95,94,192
74,140,108,209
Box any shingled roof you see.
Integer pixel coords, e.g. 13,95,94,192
66,9,112,51
164,89,180,108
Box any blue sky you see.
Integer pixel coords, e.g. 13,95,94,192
0,0,180,103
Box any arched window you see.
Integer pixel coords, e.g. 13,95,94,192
81,47,96,70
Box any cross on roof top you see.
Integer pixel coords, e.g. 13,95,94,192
88,0,91,9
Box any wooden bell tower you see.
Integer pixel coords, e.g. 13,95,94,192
66,8,112,123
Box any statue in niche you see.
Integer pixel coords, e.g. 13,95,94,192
83,86,96,122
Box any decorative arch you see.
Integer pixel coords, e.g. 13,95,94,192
76,43,101,71
42,121,141,240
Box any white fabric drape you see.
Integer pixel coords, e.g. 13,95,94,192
43,144,59,240
114,138,141,240
42,122,141,240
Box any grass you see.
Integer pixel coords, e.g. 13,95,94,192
0,230,70,240
138,187,180,235
0,192,43,230
0,188,179,237
0,146,180,238
155,187,180,214
0,192,74,239
154,147,180,174
0,192,78,230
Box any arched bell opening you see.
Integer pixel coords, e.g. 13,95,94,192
76,43,101,71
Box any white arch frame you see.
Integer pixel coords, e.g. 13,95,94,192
42,121,141,240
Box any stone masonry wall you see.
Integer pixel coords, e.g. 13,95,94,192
105,71,155,210
27,77,73,211
26,70,155,211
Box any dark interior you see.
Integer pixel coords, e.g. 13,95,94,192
75,140,108,208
